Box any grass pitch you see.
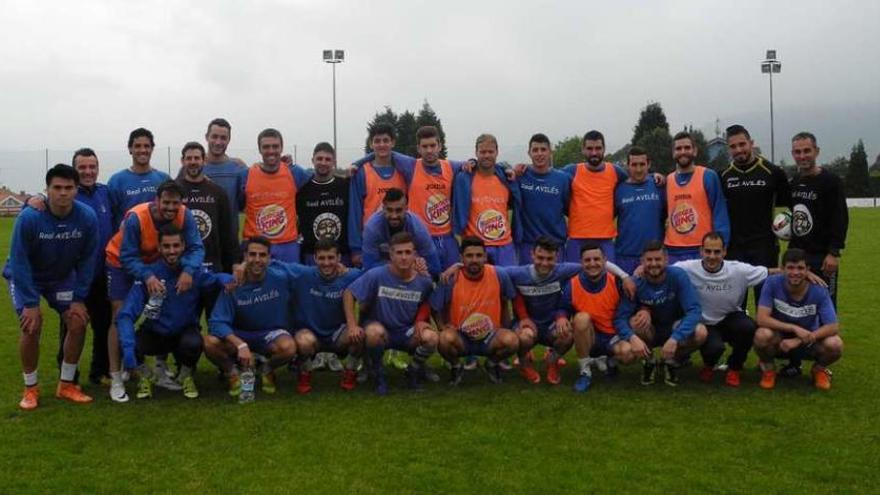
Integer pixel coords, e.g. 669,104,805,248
1,210,878,493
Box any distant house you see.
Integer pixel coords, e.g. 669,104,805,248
706,137,727,162
0,186,30,216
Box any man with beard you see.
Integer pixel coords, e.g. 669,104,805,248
240,128,311,263
205,237,298,398
362,188,441,277
107,128,171,227
453,134,522,267
753,248,842,391
202,118,248,235
432,237,519,385
116,225,232,400
105,180,205,402
344,233,436,394
614,241,706,386
664,131,730,263
721,124,791,304
297,142,351,265
563,130,628,263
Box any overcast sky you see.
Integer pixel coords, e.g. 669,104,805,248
1,0,878,192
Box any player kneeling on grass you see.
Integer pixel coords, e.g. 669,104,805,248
558,242,644,393
343,232,436,394
204,237,297,397
753,248,842,391
614,241,707,386
5,164,98,409
116,224,233,399
289,239,365,394
431,237,519,385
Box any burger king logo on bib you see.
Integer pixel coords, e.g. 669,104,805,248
424,193,451,226
257,204,288,238
477,209,507,240
460,313,494,341
670,202,698,234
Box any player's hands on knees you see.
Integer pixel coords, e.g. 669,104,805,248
554,317,572,339
799,329,816,346
19,306,42,334
66,302,90,327
176,272,193,294
349,326,365,345
145,275,165,296
629,335,650,359
414,321,432,344
631,309,651,331
661,338,678,362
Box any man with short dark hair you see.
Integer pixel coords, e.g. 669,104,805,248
344,232,436,394
108,127,171,227
753,248,843,391
297,142,352,265
116,225,232,400
203,118,248,235
361,188,441,277
432,237,519,385
614,146,666,275
614,241,707,386
5,164,98,409
664,132,730,263
240,128,311,263
720,124,791,305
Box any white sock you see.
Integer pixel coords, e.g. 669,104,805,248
60,361,78,382
110,371,123,384
23,370,38,387
578,357,591,375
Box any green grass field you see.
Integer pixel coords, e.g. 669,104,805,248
1,211,878,493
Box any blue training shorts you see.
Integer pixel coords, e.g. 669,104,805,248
7,276,75,317
235,329,292,356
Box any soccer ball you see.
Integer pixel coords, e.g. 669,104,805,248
772,211,792,241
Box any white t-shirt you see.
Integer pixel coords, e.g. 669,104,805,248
673,259,768,325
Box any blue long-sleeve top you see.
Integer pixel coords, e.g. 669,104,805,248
613,266,702,342
614,179,667,257
274,261,363,337
669,167,730,247
362,211,441,276
452,166,523,243
237,162,311,212
76,183,114,278
518,167,571,244
116,261,231,368
203,159,247,234
107,168,171,227
119,207,204,281
4,201,98,307
208,265,295,338
502,262,581,329
347,156,409,253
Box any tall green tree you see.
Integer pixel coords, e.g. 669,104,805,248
635,127,674,174
396,111,418,157
364,106,398,153
415,100,448,158
553,136,582,168
845,139,872,197
632,102,670,145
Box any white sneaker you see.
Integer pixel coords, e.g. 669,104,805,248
154,373,183,391
312,352,328,371
326,353,343,372
110,381,130,403
121,370,130,382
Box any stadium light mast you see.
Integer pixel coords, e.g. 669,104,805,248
323,49,345,153
761,49,782,163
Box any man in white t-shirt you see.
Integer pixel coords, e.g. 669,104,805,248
673,232,826,387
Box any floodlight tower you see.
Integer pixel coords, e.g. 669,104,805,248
761,50,782,162
323,49,345,153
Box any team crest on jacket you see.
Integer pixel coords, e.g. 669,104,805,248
191,209,212,240
791,204,813,237
425,193,451,226
313,212,341,240
670,202,697,234
477,209,507,240
460,313,494,340
257,204,288,237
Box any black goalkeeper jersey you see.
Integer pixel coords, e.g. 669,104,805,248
296,175,351,254
721,156,792,247
789,168,849,255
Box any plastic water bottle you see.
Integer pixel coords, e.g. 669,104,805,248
143,281,166,319
239,368,255,404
